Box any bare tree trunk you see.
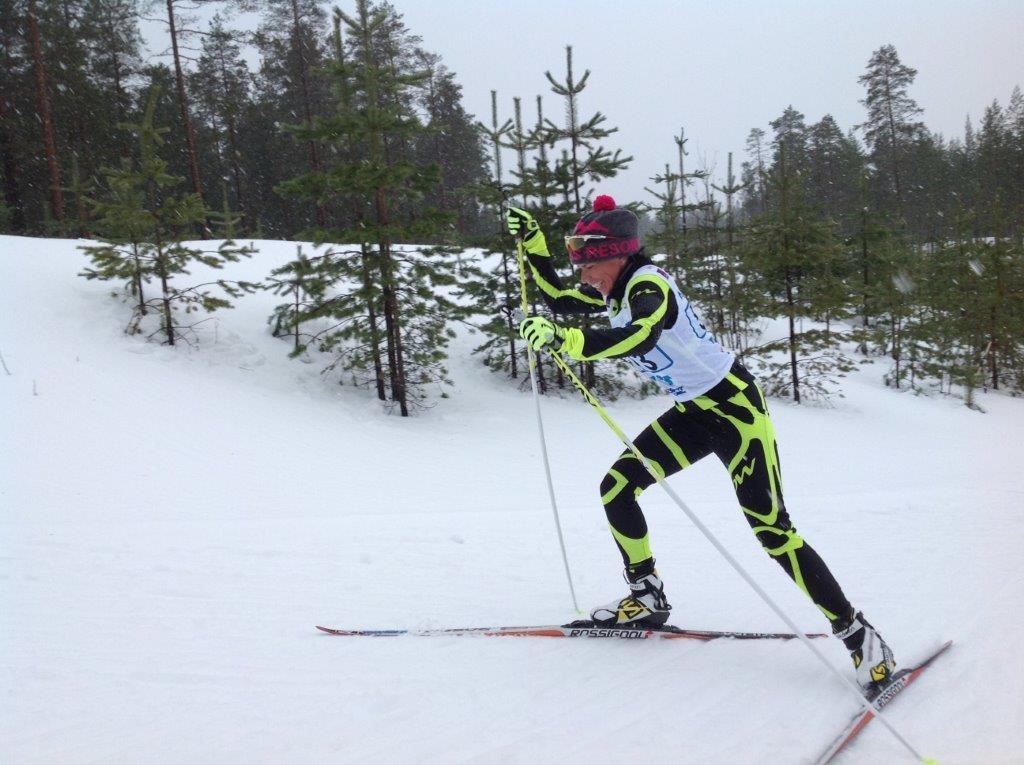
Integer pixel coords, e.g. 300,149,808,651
677,127,687,236
500,252,519,379
27,0,64,228
890,315,901,388
884,92,905,217
289,0,325,227
382,275,408,415
424,67,449,220
778,145,800,403
70,153,90,237
131,242,146,315
860,208,871,328
0,90,26,231
379,260,404,412
155,247,175,346
98,4,131,157
212,43,247,229
785,272,801,404
165,0,205,225
224,110,246,228
360,245,387,401
373,185,407,415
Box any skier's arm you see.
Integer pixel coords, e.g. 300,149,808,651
506,206,605,314
525,251,606,314
560,275,677,361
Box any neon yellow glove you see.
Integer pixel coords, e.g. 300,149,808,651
518,316,586,359
519,316,564,352
506,206,550,257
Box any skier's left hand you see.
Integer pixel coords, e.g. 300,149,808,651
506,206,550,257
519,315,565,352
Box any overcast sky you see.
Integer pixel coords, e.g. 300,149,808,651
144,0,1023,209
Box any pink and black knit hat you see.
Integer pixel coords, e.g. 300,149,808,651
565,195,640,265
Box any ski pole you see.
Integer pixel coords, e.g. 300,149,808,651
514,239,580,613
543,346,931,764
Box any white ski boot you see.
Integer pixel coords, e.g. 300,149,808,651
833,610,897,692
591,562,672,628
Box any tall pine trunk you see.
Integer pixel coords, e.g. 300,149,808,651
27,0,64,228
0,91,26,231
778,146,801,403
165,0,205,227
785,270,801,404
375,195,407,415
360,246,387,401
885,98,905,216
224,109,246,228
289,0,325,227
155,246,176,346
131,243,146,316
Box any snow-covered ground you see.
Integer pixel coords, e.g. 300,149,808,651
2,235,1021,764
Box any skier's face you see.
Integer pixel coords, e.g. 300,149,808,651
578,257,627,297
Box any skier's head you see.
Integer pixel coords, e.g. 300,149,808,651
564,195,640,266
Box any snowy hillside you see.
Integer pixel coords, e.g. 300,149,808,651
2,235,1022,764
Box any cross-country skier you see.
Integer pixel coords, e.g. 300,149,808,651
508,194,897,691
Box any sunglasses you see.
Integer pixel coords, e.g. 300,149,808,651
564,234,623,253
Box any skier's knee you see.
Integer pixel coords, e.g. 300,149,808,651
600,469,631,506
754,525,804,558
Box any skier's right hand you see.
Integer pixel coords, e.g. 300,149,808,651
519,315,565,352
506,206,550,257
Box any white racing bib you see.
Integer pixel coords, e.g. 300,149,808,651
609,264,735,401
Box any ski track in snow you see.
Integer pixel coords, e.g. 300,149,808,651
1,235,1022,764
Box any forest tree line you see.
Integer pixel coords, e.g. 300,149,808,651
2,0,1022,412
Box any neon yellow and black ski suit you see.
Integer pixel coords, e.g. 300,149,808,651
526,248,853,623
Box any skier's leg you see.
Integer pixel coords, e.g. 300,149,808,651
699,365,896,688
590,405,712,626
599,405,712,568
693,365,853,621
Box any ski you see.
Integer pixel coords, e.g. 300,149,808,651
813,639,954,764
315,619,829,641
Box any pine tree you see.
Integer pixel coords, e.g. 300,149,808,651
858,44,925,220
908,209,1024,402
644,163,685,272
740,127,769,219
264,243,336,352
644,127,710,276
688,171,729,336
246,0,330,236
156,0,210,216
712,152,760,353
1,0,146,236
805,115,864,235
190,14,253,230
414,51,488,235
541,46,632,217
770,106,810,183
975,100,1013,232
535,45,633,396
26,0,64,228
903,130,954,242
0,1,29,232
972,228,1024,394
81,0,142,140
462,90,525,382
275,0,464,415
1007,86,1024,230
852,200,894,338
78,91,254,345
742,142,855,402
